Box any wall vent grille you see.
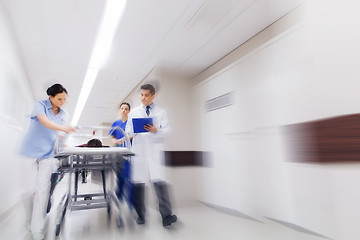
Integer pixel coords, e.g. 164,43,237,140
205,92,234,112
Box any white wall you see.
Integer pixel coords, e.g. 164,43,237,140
0,4,34,216
191,1,360,239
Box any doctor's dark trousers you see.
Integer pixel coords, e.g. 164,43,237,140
132,181,173,220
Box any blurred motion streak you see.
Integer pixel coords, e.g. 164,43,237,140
283,113,360,163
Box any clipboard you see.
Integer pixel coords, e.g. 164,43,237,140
132,118,153,133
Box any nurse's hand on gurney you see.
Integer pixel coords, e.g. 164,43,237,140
112,136,133,146
62,125,76,133
112,137,125,146
56,126,75,148
37,114,76,133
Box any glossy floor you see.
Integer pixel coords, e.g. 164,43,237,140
0,175,330,240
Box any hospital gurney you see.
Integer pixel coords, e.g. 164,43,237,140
53,126,134,237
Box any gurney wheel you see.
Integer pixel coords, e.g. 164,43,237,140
55,224,61,236
106,204,112,224
107,203,111,216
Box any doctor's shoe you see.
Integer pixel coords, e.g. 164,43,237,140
162,215,177,227
46,199,52,213
136,217,145,225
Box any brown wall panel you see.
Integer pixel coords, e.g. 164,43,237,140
164,151,205,167
284,113,360,163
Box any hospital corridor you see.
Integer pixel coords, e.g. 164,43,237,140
1,0,360,239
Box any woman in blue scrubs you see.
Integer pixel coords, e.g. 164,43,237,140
110,102,132,204
111,102,131,147
20,83,75,240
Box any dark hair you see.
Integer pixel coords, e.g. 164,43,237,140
119,102,131,111
86,138,103,147
47,83,68,97
140,84,155,95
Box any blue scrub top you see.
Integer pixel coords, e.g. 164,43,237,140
110,119,127,140
110,119,132,147
20,99,67,159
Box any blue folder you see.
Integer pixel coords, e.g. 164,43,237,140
132,118,153,133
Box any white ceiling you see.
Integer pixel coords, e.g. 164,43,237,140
1,0,303,126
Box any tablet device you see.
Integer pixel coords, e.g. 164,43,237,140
132,118,153,133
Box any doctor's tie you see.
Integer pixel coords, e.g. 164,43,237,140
146,106,150,116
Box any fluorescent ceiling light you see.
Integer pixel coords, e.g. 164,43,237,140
71,0,127,126
71,68,98,125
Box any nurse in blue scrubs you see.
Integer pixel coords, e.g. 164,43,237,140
19,83,75,240
110,102,132,204
111,102,131,147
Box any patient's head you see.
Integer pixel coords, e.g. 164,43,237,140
86,138,103,147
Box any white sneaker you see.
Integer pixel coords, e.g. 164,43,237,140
32,231,45,240
25,220,31,231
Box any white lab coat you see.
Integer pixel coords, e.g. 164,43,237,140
126,104,170,183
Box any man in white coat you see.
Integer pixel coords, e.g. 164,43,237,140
126,83,177,227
